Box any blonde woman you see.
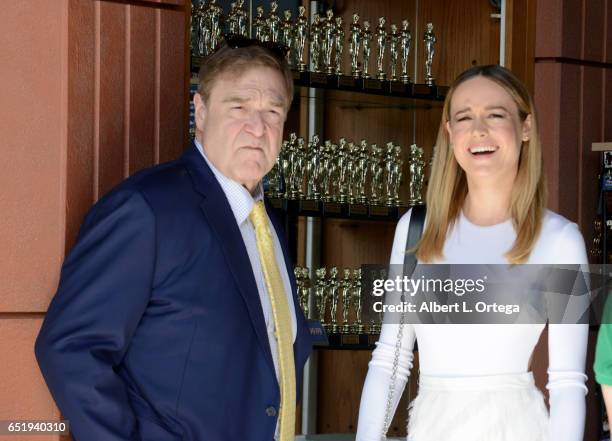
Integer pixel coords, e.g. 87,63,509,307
356,65,588,441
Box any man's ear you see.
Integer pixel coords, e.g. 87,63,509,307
194,93,207,131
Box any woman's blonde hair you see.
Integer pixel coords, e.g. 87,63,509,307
415,65,547,264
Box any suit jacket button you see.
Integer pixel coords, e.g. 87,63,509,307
265,406,277,417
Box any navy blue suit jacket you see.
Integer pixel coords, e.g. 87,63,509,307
35,144,313,441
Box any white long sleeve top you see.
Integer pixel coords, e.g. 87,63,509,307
356,209,589,441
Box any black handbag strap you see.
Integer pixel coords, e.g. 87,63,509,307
381,204,427,437
403,204,426,271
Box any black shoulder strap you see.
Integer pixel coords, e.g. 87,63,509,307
403,204,426,272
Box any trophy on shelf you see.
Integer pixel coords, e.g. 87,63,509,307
190,2,202,56
361,21,373,79
315,268,328,327
267,1,281,43
319,141,334,203
322,9,336,75
375,17,387,81
334,16,345,75
352,268,365,334
400,20,412,83
349,14,362,78
285,133,299,199
368,268,387,333
208,0,222,51
294,137,307,199
388,24,400,82
369,144,384,205
267,154,281,199
295,267,311,318
253,6,267,41
384,142,396,206
328,267,340,333
305,135,321,201
281,10,294,64
382,142,403,207
310,14,323,74
424,22,436,86
336,138,350,203
279,139,291,198
236,0,248,37
346,142,359,204
408,144,426,205
227,2,239,35
341,269,353,334
295,6,309,72
356,140,370,204
391,144,403,206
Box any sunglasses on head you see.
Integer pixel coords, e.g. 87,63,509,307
221,33,289,60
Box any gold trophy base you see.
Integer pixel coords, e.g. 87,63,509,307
310,71,330,86
341,334,360,345
390,81,408,94
370,205,390,217
363,78,383,91
349,203,368,216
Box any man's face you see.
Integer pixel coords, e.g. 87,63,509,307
194,65,288,193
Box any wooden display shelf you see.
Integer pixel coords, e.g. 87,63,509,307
315,332,377,351
268,197,413,221
191,56,447,101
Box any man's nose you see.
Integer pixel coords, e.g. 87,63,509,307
244,111,265,137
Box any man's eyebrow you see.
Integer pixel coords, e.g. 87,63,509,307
221,96,250,104
269,97,286,108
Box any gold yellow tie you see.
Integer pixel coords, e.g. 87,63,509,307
249,201,296,441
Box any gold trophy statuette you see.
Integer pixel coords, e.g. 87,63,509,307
400,20,412,83
424,22,436,86
295,6,308,71
315,267,328,327
349,14,362,78
328,267,340,333
375,17,387,80
408,144,425,205
388,24,399,81
267,1,281,43
341,269,353,334
361,21,373,79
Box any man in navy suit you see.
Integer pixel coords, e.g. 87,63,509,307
35,39,312,441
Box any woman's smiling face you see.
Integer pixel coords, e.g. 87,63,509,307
446,75,532,184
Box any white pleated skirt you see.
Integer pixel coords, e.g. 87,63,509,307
407,372,549,441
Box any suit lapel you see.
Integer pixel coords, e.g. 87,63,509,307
181,145,275,373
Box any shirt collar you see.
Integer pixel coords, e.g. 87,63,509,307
194,139,263,225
